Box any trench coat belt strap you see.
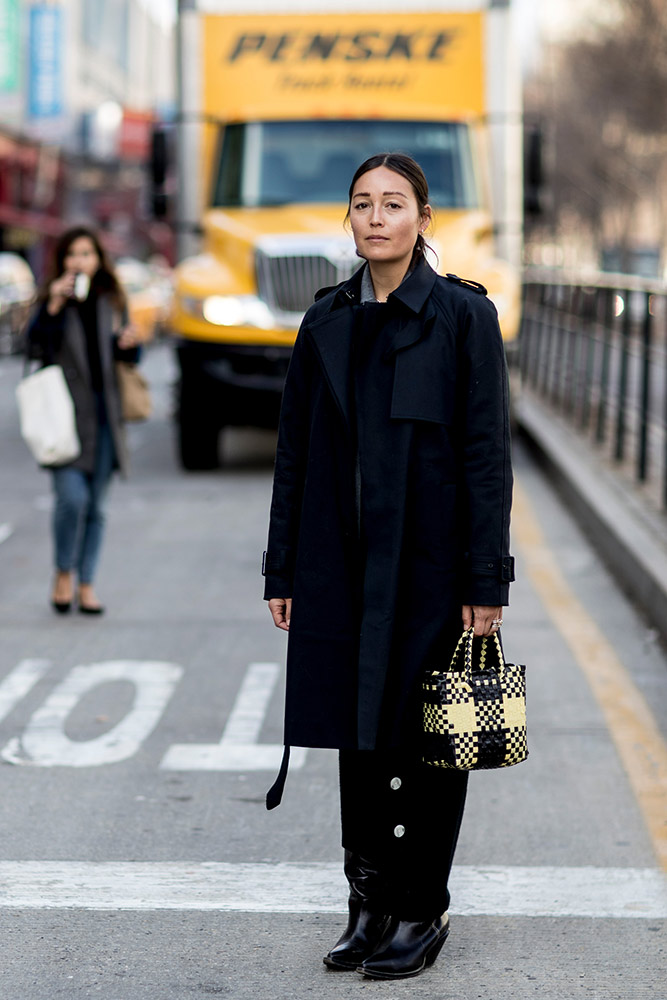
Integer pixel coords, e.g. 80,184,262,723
266,745,291,810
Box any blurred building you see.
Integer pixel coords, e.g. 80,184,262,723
0,0,175,274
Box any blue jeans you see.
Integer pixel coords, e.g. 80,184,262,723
51,419,116,584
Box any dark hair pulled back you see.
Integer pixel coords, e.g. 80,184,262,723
345,152,431,260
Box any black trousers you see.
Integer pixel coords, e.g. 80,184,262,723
339,748,468,921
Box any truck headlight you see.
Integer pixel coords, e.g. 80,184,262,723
181,294,274,329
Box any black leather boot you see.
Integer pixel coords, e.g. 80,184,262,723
356,912,450,979
323,852,390,970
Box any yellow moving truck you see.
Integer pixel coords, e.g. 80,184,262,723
171,0,522,468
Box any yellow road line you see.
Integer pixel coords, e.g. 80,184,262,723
513,477,667,872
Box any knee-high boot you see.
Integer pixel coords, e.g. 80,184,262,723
323,851,390,970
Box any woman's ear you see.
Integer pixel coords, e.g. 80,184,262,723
421,205,433,233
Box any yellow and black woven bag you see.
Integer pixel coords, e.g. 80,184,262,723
423,627,527,770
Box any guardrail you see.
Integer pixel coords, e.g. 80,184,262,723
520,271,667,512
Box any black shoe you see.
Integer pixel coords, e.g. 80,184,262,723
323,898,390,970
78,603,105,615
357,913,450,980
51,600,72,614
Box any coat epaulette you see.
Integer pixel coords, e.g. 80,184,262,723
445,273,488,295
314,284,338,301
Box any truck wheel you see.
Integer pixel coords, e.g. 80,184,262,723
177,392,221,470
178,418,221,470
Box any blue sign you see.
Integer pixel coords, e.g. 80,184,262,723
0,0,20,95
28,5,63,118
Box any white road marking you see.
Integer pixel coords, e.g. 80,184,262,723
0,862,663,918
1,661,182,767
0,522,13,544
0,659,51,722
161,661,307,771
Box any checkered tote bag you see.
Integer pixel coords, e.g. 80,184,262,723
423,628,527,770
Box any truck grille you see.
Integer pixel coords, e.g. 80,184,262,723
255,238,360,319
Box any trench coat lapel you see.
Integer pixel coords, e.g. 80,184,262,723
305,280,360,430
381,302,437,358
97,296,116,385
382,258,438,356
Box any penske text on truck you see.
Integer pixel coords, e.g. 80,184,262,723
169,0,522,469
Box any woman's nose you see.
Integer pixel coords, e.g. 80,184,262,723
370,209,384,226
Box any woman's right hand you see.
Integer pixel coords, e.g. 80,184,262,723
268,597,292,631
47,272,76,314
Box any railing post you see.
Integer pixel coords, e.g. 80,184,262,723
547,283,560,406
614,288,632,464
563,285,583,422
556,283,570,410
519,282,530,383
540,283,557,400
637,291,652,483
580,287,597,431
663,295,667,508
595,287,614,445
527,283,542,388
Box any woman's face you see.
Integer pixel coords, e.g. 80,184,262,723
63,236,100,277
349,166,431,269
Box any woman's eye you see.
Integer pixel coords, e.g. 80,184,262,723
353,201,369,210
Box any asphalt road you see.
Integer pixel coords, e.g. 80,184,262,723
0,341,666,1000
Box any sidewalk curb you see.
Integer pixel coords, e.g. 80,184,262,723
515,391,667,645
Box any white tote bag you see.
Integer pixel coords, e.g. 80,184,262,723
16,364,81,466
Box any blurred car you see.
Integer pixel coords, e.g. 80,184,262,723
0,252,36,355
115,256,173,342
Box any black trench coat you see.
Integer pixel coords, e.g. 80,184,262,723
263,258,514,755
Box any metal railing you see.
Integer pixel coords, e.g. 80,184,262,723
520,270,667,512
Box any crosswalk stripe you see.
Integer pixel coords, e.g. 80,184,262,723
0,862,664,917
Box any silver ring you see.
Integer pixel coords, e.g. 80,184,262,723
491,619,503,627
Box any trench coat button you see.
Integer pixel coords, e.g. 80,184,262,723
390,777,402,790
393,824,405,838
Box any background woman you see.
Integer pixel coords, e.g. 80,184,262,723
263,154,514,980
28,226,139,615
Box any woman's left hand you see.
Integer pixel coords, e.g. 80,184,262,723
462,605,503,637
117,323,139,350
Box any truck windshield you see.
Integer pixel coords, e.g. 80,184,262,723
212,120,478,210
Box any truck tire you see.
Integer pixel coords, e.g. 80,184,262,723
177,392,221,470
178,420,221,470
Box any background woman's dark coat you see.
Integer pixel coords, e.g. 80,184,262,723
28,295,134,476
263,259,514,753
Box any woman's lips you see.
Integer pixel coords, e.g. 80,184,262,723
367,236,388,241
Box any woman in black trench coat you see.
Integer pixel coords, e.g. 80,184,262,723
263,153,514,980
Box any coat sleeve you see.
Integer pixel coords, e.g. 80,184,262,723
262,325,312,600
458,294,515,606
26,302,65,361
112,302,141,363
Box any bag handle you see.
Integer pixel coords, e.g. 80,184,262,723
479,631,506,676
446,627,506,680
445,627,475,682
